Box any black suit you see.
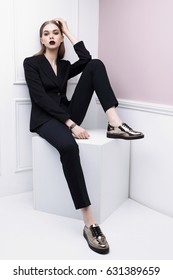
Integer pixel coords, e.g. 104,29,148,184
23,41,118,209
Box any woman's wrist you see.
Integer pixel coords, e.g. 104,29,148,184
69,122,77,131
65,119,77,130
64,30,78,45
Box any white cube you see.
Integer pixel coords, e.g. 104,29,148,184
32,129,130,223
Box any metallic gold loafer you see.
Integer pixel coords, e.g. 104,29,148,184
107,123,144,140
83,224,109,254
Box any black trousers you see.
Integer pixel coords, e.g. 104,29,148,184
36,59,118,209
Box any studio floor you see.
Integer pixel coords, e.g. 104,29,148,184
0,192,173,260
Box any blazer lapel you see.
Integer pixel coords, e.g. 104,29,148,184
38,55,61,88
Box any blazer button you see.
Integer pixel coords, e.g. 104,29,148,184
57,92,61,96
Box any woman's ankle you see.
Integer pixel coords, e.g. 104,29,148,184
81,206,97,227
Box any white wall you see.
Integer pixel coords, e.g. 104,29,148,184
0,0,99,197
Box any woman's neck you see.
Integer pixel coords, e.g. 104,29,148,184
44,49,58,65
44,49,58,75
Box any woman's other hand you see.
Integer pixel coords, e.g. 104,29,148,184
71,125,90,139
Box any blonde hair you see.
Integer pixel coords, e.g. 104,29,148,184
34,20,65,59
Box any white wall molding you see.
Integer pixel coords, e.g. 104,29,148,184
12,0,25,85
73,0,79,39
14,98,32,172
96,97,173,116
118,99,173,116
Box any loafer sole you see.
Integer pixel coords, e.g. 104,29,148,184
83,230,109,254
107,132,144,140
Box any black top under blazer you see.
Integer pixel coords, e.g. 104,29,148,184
23,41,92,132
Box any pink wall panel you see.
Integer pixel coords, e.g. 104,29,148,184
99,0,173,105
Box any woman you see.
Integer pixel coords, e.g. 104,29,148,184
23,18,144,254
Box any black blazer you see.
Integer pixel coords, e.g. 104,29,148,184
23,41,92,132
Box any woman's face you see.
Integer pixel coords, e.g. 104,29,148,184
40,23,63,50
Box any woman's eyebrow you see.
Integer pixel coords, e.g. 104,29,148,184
43,29,59,33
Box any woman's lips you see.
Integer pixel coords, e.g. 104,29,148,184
49,41,55,45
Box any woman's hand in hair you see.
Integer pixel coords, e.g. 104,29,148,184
53,18,69,35
53,18,78,45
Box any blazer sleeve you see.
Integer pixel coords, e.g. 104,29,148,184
68,41,92,79
23,58,71,123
